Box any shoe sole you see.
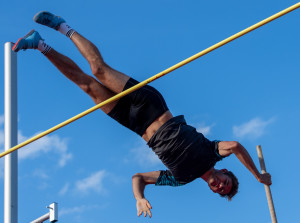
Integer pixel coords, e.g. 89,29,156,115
33,11,49,22
34,11,65,30
12,29,35,51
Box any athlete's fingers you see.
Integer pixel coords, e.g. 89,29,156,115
144,211,147,217
137,210,142,217
147,210,152,218
146,202,152,209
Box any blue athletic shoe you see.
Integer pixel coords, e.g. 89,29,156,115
12,30,43,52
33,11,65,30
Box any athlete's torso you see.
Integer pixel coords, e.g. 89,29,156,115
142,110,173,142
147,115,221,184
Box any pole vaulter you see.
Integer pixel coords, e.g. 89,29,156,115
3,3,299,219
1,2,300,158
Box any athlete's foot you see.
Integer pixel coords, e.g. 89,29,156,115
33,11,65,30
12,30,43,52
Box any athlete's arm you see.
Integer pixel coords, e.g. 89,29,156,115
132,171,160,218
218,141,272,185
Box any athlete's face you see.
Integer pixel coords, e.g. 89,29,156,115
207,169,232,195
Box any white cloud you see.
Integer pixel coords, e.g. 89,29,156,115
0,114,72,179
195,123,214,136
60,204,104,217
60,206,83,216
75,170,107,194
233,117,275,139
128,140,161,167
61,171,122,196
18,131,72,167
36,181,50,190
59,182,70,195
32,169,49,179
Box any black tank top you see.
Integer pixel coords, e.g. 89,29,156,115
147,115,222,184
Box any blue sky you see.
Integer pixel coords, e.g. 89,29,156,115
1,0,300,222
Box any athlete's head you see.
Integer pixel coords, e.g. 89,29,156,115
207,169,239,200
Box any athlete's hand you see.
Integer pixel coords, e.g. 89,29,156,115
258,172,272,186
136,198,152,218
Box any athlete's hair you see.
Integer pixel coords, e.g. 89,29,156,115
219,171,239,201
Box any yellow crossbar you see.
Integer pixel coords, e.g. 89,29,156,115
1,2,300,158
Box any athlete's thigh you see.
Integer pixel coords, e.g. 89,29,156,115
94,65,130,94
89,77,119,114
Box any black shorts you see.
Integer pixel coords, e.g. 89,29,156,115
108,78,169,136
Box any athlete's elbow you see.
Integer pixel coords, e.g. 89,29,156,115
132,173,147,186
132,173,141,179
231,141,242,153
132,173,144,182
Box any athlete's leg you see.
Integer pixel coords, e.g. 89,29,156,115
70,32,130,94
33,11,130,94
45,48,118,114
12,30,117,114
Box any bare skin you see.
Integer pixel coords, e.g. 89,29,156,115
132,141,272,218
40,31,175,218
35,30,271,218
132,171,159,218
46,31,173,141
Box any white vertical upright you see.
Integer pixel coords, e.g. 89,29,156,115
4,42,18,223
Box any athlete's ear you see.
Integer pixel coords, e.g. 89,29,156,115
220,169,228,173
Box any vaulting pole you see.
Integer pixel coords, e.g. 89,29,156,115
256,145,277,223
0,2,300,158
4,42,18,223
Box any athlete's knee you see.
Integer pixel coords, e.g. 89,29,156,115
79,76,98,96
91,61,108,77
